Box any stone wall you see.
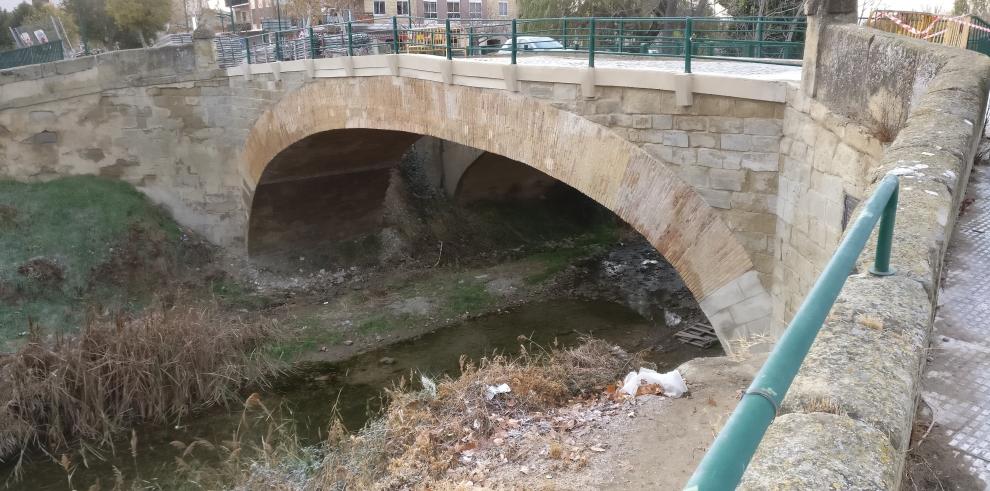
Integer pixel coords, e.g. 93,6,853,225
0,43,274,247
741,24,990,489
519,82,784,291
771,87,886,326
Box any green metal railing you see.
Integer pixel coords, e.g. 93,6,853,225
233,16,806,72
684,173,900,490
0,41,65,70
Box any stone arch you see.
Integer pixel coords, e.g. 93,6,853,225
240,76,772,343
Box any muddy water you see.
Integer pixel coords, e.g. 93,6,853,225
1,298,718,490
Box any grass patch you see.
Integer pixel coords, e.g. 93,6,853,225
209,277,274,311
0,177,185,340
358,313,417,334
524,224,621,284
442,281,492,315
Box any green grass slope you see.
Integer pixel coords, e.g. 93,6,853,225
0,176,184,342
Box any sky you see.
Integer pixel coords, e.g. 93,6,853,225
0,0,959,15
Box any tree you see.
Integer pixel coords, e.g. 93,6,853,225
24,4,81,48
105,0,172,46
519,0,711,18
0,4,35,50
284,0,364,24
955,0,990,17
717,0,803,18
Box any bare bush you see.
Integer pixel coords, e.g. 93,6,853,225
0,296,284,476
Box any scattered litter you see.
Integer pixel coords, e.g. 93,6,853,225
619,368,688,398
486,383,512,400
641,259,659,266
421,375,438,397
674,322,718,348
925,190,939,196
343,340,354,346
379,357,396,365
664,310,682,327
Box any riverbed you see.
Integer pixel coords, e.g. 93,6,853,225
1,296,718,489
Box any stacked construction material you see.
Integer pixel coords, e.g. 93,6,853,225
154,33,192,47
214,34,245,68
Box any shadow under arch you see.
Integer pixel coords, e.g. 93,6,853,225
239,76,771,343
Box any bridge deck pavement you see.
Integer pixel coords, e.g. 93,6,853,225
923,161,990,487
469,55,802,80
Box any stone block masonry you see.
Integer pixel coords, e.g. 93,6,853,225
561,86,784,295
741,22,990,490
0,47,797,347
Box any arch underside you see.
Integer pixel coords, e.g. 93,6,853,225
240,76,772,343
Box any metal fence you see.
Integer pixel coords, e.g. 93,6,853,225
0,41,65,70
865,10,990,57
220,16,806,73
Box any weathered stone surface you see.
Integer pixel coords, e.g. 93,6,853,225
740,413,898,490
782,275,931,451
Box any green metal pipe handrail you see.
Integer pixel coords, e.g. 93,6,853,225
684,173,900,491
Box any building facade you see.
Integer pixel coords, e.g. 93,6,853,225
362,0,518,21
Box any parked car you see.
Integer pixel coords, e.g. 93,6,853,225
497,36,565,54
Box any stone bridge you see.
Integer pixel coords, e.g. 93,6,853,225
0,40,807,346
1,6,990,488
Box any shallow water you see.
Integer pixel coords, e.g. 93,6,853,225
2,298,718,490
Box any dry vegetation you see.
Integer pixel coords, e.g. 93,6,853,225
311,338,652,490
0,296,284,477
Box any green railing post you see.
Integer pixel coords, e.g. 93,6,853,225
445,18,453,60
468,26,475,57
392,16,400,53
309,26,316,59
511,19,517,64
275,30,282,61
870,183,898,276
755,18,764,58
683,17,692,73
684,174,900,490
562,17,568,44
347,21,354,56
245,37,251,64
617,18,624,53
588,17,596,67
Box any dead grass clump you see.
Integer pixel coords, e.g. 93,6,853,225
316,338,645,489
16,256,65,286
171,395,319,491
0,204,16,228
0,296,283,475
550,337,653,393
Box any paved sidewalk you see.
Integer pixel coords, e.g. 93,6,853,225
922,161,990,488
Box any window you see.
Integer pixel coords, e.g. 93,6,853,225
446,0,460,18
374,0,386,14
498,0,507,16
469,0,481,18
424,0,437,18
397,0,409,14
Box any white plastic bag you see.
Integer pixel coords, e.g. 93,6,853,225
485,383,512,400
619,368,688,398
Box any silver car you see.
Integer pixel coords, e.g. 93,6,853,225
498,36,565,54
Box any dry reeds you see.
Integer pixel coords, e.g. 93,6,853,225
0,296,283,476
